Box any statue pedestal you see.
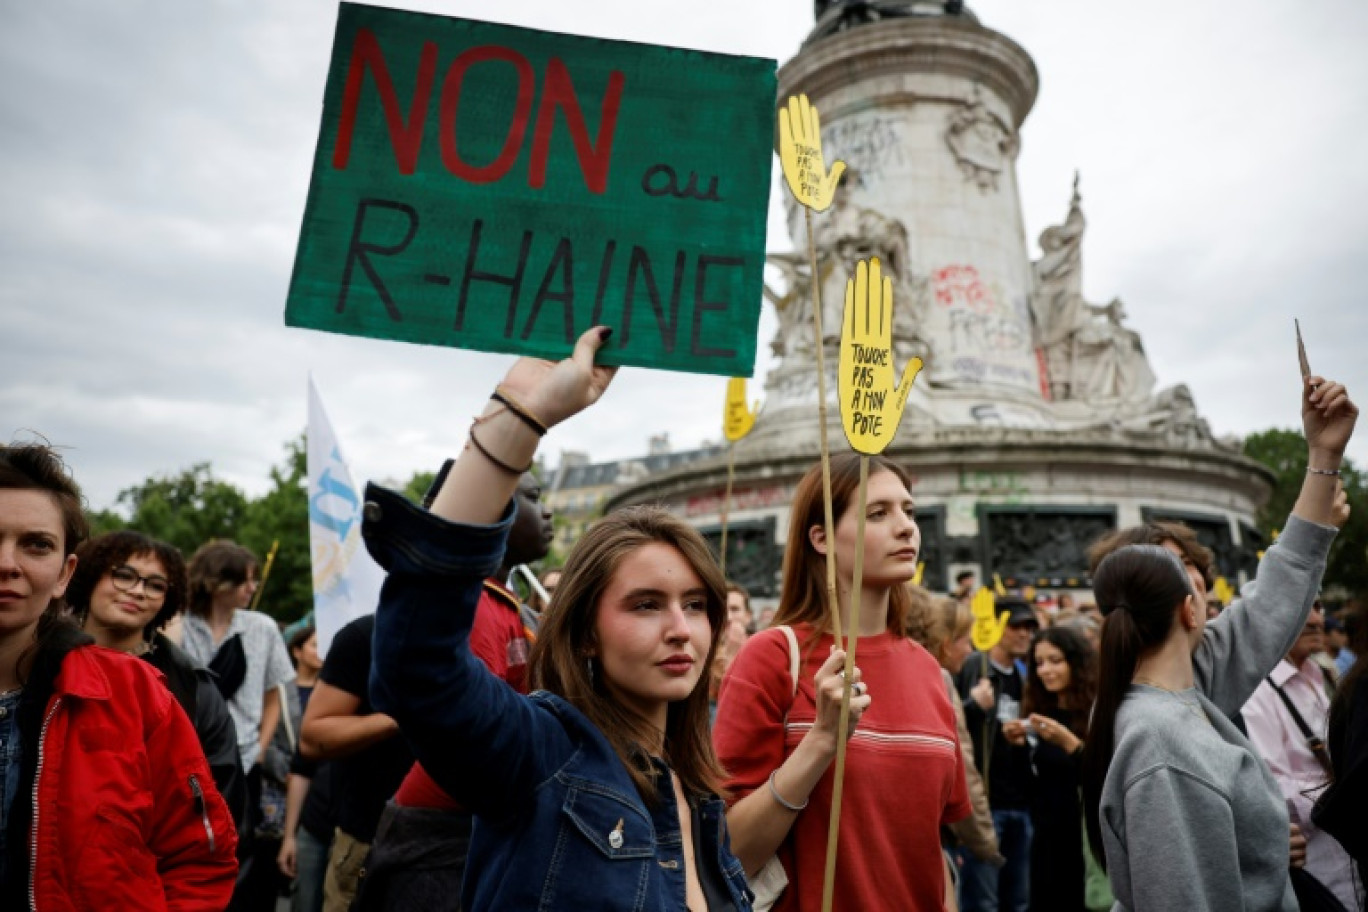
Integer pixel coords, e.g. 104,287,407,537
607,11,1273,604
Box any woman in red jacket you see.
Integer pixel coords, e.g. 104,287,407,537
0,443,238,910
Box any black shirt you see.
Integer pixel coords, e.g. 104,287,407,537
956,652,1034,811
321,615,414,843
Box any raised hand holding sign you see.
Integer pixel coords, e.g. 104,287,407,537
779,94,846,212
838,258,923,454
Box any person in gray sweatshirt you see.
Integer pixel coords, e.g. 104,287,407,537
1079,372,1357,912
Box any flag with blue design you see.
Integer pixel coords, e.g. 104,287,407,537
308,377,385,656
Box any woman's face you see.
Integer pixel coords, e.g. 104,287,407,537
221,569,258,610
592,542,713,728
86,552,169,640
294,633,322,674
0,490,76,641
1034,640,1072,693
943,632,973,674
823,470,920,586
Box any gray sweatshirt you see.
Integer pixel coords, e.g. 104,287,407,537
1099,515,1337,912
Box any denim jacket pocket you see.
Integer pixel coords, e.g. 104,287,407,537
542,785,654,911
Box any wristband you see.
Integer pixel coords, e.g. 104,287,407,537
492,387,548,437
768,769,808,812
468,423,533,475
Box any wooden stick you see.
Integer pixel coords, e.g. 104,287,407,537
720,443,736,576
804,205,844,648
249,539,279,611
820,455,868,912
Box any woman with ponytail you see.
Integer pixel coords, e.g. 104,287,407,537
1079,374,1357,912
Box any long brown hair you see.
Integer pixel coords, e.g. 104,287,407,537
772,452,915,643
186,539,257,617
1023,625,1097,737
528,506,728,804
1081,543,1193,869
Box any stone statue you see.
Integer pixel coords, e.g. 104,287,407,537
1071,298,1157,402
1031,172,1086,348
810,175,923,347
767,176,932,369
1031,178,1156,403
945,87,1016,191
764,252,814,357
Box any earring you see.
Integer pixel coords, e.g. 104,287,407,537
586,656,594,685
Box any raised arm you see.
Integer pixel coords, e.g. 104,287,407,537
366,328,617,818
1195,375,1356,713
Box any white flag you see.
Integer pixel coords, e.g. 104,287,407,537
307,377,386,657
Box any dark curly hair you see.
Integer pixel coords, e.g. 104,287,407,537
68,531,187,641
1022,624,1097,739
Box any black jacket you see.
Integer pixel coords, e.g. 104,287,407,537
144,632,250,834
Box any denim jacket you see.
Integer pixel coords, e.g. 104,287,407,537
363,484,752,912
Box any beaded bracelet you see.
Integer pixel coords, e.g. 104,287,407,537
1307,466,1341,477
768,769,808,812
468,423,533,475
492,387,548,437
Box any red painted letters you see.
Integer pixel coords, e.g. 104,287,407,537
333,29,623,194
333,29,438,175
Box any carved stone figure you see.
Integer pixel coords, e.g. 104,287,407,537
1031,179,1157,403
764,252,815,357
810,176,925,347
945,88,1017,191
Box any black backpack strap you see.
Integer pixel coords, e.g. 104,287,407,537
1264,675,1333,775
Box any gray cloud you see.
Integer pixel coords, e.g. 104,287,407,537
3,0,1364,511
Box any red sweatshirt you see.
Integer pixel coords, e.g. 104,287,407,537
714,625,970,912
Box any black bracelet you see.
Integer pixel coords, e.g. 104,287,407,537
491,388,548,437
468,423,533,475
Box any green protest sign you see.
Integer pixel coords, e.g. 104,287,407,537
285,3,776,377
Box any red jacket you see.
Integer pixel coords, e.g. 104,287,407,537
26,645,238,911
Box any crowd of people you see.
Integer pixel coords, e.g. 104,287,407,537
1,329,1366,911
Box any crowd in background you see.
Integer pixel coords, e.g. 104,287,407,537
2,348,1366,912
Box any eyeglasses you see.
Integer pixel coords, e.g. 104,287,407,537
109,565,170,599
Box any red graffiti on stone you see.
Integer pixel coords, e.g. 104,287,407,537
933,264,995,314
686,485,791,517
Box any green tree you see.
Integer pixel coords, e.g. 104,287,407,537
402,470,437,505
1244,428,1368,599
111,463,251,557
240,435,312,625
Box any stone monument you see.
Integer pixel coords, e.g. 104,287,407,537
608,3,1273,602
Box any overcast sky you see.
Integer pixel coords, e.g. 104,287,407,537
4,0,1366,510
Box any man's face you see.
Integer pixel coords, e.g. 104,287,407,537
726,591,751,629
1287,607,1326,667
506,474,554,566
1003,620,1037,659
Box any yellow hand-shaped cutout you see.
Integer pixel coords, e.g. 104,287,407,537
723,377,760,442
838,258,923,455
1212,576,1234,605
778,94,846,212
970,587,1010,652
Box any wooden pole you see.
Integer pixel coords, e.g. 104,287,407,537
820,455,868,912
720,443,736,576
249,539,279,611
804,205,844,647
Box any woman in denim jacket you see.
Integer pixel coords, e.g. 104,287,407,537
365,327,752,911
